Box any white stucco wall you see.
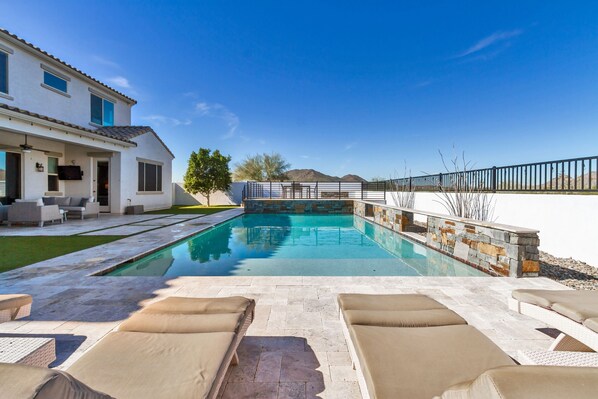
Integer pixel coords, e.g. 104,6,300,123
172,182,245,206
387,191,598,267
0,36,132,127
118,132,173,213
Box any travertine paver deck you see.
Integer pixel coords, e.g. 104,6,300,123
0,208,570,398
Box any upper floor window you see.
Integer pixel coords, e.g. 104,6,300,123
43,71,67,93
90,93,114,126
0,51,8,95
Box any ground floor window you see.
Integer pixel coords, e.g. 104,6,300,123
47,156,59,192
0,151,21,204
138,161,162,192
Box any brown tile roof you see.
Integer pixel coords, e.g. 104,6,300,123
0,103,136,144
97,126,175,158
0,28,137,104
0,104,174,158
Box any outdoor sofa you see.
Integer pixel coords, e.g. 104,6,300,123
7,200,62,227
509,289,598,358
43,196,100,220
0,296,255,399
338,293,598,398
0,202,9,224
0,294,32,323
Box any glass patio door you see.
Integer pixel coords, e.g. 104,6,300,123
94,159,110,212
0,151,21,204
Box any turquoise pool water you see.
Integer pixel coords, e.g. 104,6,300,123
108,214,485,277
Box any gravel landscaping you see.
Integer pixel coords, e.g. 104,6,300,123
540,251,598,291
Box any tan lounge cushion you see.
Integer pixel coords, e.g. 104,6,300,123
512,289,598,323
438,365,598,399
141,296,254,315
0,363,113,399
512,289,598,309
338,293,448,311
551,301,598,324
343,309,467,327
583,317,598,333
350,324,515,399
0,294,32,311
68,331,235,399
118,312,244,333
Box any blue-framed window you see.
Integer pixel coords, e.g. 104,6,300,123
90,93,115,126
43,71,67,93
0,51,7,94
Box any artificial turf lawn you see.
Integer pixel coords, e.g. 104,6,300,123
0,235,124,273
145,205,239,215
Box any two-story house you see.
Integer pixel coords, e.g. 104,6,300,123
0,28,174,213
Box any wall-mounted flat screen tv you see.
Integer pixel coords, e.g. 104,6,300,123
58,165,82,180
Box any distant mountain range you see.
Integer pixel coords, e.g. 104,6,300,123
285,169,367,182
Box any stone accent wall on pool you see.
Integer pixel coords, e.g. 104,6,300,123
244,199,354,214
354,200,540,277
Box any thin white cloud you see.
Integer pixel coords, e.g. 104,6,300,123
344,142,357,151
455,29,523,58
92,55,120,69
105,76,132,89
141,115,192,127
194,101,240,139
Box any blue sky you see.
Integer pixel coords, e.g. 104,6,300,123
3,1,598,180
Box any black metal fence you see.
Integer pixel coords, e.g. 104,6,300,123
243,181,386,201
386,155,598,193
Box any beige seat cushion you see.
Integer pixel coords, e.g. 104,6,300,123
512,289,598,323
512,289,598,309
338,293,448,311
343,309,467,327
141,296,254,315
0,363,113,399
68,331,235,399
438,365,598,399
350,324,515,399
118,312,244,333
551,301,598,324
583,317,598,333
0,294,32,311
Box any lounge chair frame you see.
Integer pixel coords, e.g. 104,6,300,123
508,296,598,352
339,309,372,399
0,303,31,323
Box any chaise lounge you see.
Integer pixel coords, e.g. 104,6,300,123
0,296,255,399
338,293,598,398
509,289,598,365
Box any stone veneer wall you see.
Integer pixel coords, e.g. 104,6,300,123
354,201,540,277
244,199,354,214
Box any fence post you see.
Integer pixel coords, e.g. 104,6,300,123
338,181,342,199
361,182,364,200
292,181,295,199
491,167,497,193
315,181,319,199
438,173,443,191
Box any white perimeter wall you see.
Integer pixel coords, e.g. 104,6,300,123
173,182,245,206
386,192,598,267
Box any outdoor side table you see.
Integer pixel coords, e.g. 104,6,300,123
0,337,56,367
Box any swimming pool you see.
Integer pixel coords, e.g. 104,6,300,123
108,214,485,277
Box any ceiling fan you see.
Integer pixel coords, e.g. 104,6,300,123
0,135,63,157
